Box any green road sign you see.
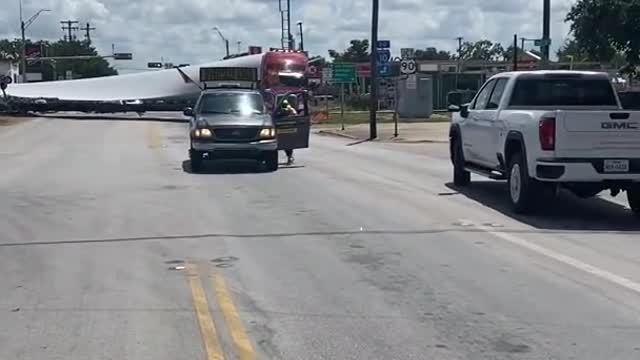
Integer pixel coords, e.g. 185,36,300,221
534,39,551,47
331,63,356,83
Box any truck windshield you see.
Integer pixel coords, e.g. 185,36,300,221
197,93,265,115
509,78,618,107
279,74,305,88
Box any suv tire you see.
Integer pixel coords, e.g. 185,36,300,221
190,149,203,173
628,187,640,217
452,138,471,186
264,151,279,172
507,152,540,214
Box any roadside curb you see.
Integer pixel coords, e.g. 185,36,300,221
316,129,448,144
36,113,187,123
315,129,360,140
386,138,449,144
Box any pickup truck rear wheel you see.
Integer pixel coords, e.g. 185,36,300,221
507,153,539,214
452,139,470,186
628,187,640,217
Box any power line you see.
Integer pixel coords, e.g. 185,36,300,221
60,20,79,41
83,22,96,44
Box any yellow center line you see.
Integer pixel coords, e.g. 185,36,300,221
186,262,225,360
211,270,257,360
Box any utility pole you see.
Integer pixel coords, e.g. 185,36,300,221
83,22,96,44
542,0,551,66
213,27,230,57
20,2,50,83
455,36,463,89
287,0,294,50
513,34,519,71
369,0,379,140
61,20,79,41
297,21,304,51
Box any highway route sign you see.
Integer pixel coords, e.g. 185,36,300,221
377,49,391,64
400,59,417,74
332,63,356,83
377,40,391,49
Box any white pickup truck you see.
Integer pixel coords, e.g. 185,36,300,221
449,71,640,215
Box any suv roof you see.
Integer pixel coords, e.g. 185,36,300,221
201,88,261,95
490,70,610,81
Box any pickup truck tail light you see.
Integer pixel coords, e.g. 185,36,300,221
539,117,556,151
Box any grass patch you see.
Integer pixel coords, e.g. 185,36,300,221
0,117,26,127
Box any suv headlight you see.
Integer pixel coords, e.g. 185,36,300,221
193,128,213,138
259,127,276,139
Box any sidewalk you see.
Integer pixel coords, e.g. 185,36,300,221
316,121,450,143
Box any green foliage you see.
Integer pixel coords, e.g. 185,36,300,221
346,95,370,111
0,38,117,80
328,40,370,63
566,0,640,73
414,48,451,61
459,40,505,61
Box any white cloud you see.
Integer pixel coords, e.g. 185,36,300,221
1,0,577,73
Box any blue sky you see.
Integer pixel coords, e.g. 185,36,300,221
1,0,576,73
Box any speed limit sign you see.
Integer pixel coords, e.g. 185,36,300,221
400,59,417,74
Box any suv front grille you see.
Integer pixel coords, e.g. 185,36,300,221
213,127,260,142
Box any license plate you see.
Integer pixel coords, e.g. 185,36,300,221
604,159,629,173
278,128,297,134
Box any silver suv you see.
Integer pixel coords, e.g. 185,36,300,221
184,89,278,172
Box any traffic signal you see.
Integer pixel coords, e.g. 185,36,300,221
147,62,163,68
113,53,133,60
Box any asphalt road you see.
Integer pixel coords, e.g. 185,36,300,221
1,117,640,360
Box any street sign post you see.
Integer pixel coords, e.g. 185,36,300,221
400,59,417,74
376,41,391,77
331,63,356,83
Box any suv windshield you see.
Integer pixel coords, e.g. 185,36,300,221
197,93,265,115
509,77,618,107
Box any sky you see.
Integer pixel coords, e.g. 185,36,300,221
1,0,576,73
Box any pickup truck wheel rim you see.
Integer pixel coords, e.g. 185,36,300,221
510,164,522,203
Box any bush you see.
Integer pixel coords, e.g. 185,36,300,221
346,95,370,111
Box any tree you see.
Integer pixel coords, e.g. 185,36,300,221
459,40,505,61
0,39,21,61
566,0,640,73
328,40,369,63
414,48,451,60
0,38,117,80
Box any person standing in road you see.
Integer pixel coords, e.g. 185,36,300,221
281,94,298,165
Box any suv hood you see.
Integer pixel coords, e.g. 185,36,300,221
196,113,273,127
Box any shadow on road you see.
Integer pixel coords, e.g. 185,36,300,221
446,181,640,232
182,160,268,175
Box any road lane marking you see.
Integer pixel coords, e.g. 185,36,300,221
186,262,225,360
211,270,257,360
480,226,640,295
145,122,163,149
